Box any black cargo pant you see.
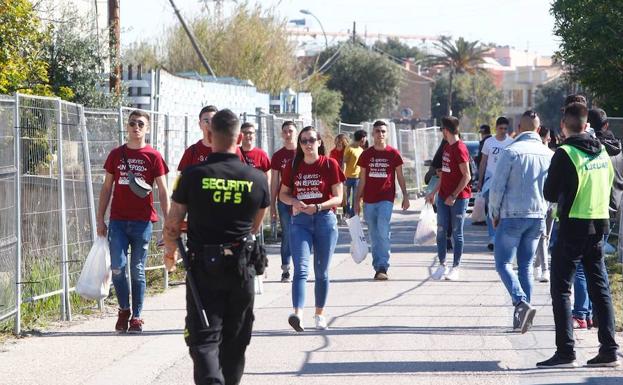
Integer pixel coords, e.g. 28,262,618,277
184,253,255,385
550,230,619,359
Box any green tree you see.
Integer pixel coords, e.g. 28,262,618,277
0,0,49,94
164,3,298,93
431,72,502,129
534,76,571,132
46,8,119,107
373,37,423,61
323,44,403,123
551,0,623,114
427,37,488,116
302,73,343,126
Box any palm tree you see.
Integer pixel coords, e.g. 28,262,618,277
428,37,488,116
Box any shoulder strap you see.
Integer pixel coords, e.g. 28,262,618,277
120,144,130,170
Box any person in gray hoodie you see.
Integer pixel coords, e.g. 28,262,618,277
489,110,553,334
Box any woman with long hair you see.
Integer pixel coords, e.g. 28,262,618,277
279,126,345,331
330,133,349,169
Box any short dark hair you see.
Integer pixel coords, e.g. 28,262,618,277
564,94,587,106
354,129,367,141
240,122,255,131
129,110,150,122
479,124,491,134
563,102,589,133
199,105,218,118
211,109,240,138
281,120,297,130
373,120,387,128
495,116,509,126
441,116,460,134
588,108,608,131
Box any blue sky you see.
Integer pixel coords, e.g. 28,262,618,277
121,0,558,55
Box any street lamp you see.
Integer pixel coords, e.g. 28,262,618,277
299,9,328,50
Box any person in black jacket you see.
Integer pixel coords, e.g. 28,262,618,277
537,103,619,368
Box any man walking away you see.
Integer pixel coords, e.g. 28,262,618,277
489,110,552,334
538,102,619,368
342,130,367,218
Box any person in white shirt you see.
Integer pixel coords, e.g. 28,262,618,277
478,116,514,251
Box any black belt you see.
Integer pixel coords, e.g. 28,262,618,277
187,235,254,257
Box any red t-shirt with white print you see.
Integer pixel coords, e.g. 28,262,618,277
281,156,345,206
270,147,296,175
438,140,471,200
177,140,245,171
356,145,404,203
104,145,169,222
241,147,271,172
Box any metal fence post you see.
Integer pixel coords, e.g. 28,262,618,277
14,93,22,335
412,130,422,194
56,99,71,321
184,115,189,150
118,105,124,145
163,113,170,290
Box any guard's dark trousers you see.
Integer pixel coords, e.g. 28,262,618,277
185,266,255,385
550,231,619,359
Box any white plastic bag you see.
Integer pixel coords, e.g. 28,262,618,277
346,215,368,263
76,236,112,300
471,193,486,223
414,204,437,246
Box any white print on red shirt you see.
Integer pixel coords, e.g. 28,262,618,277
442,152,451,173
117,158,148,185
294,172,323,200
367,157,390,178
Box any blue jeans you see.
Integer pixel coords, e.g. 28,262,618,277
573,263,593,320
344,178,359,217
277,200,292,267
435,196,468,267
290,210,338,309
494,218,544,305
108,220,153,318
363,200,394,272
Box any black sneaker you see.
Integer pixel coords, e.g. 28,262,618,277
288,313,304,332
514,301,536,334
586,353,620,367
374,269,388,281
537,353,578,368
281,271,291,283
446,238,453,251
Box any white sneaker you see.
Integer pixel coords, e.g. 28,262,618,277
540,270,550,283
534,268,543,282
445,267,460,280
314,315,328,330
431,265,448,280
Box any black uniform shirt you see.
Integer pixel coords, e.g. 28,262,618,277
172,152,270,244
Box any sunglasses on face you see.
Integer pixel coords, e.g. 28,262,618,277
299,137,318,145
129,120,146,128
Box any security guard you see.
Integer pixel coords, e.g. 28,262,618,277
163,109,270,384
540,102,619,368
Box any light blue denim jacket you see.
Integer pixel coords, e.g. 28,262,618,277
489,131,553,219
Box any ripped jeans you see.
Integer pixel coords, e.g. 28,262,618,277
435,196,468,267
108,220,152,318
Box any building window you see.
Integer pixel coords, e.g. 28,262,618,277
527,89,533,108
512,89,524,107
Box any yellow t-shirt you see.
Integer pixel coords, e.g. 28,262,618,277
343,145,364,178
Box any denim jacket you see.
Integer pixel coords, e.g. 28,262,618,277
489,131,553,219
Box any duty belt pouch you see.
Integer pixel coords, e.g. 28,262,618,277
251,241,268,275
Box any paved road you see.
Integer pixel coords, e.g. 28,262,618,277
1,199,621,384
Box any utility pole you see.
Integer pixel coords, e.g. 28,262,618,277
108,0,121,96
169,0,216,78
352,21,356,43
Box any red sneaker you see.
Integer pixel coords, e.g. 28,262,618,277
128,318,144,334
572,316,587,329
115,309,131,333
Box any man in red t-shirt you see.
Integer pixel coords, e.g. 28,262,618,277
270,121,298,282
425,116,471,281
177,105,244,171
354,121,410,281
240,122,271,178
96,110,170,333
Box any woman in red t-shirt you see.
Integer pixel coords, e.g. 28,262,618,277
279,126,345,332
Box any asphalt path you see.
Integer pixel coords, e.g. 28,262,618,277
1,199,621,384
